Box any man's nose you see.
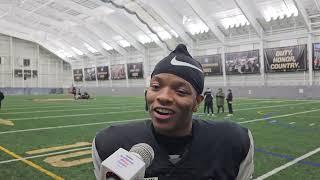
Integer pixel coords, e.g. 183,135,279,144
156,87,174,105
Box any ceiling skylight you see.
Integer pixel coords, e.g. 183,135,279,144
182,16,209,35
99,40,113,51
84,43,98,53
71,47,84,56
221,15,250,29
138,35,153,44
262,1,298,22
118,39,131,47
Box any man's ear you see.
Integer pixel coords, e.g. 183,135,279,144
193,95,204,112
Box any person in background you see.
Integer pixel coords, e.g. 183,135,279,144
71,86,77,100
92,44,254,180
0,90,4,110
203,87,214,116
226,89,233,116
216,88,225,113
144,88,148,111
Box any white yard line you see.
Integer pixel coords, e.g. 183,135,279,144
2,99,292,114
2,109,320,135
2,102,141,111
10,110,145,121
0,105,142,115
238,109,320,124
309,123,315,126
0,118,149,135
254,146,320,180
238,98,320,102
0,146,91,164
3,101,314,121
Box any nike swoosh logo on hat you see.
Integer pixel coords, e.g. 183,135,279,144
170,56,203,72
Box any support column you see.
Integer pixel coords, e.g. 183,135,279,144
259,39,265,86
36,45,40,87
308,33,313,86
221,46,227,87
10,37,14,87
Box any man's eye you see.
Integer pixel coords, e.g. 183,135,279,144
177,89,188,95
150,84,160,90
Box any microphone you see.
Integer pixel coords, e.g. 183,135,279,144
99,143,155,180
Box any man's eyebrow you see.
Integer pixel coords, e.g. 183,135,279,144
151,76,161,82
173,81,192,90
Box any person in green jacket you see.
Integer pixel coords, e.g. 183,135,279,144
216,88,225,113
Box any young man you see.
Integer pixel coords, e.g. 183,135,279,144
203,87,214,116
0,90,4,110
226,89,233,115
71,86,76,100
216,88,225,113
92,44,254,180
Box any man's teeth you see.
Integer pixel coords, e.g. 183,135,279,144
156,108,173,114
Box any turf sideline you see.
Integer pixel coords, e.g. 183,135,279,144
8,101,318,121
1,108,320,135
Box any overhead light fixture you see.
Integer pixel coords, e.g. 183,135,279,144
183,17,209,35
84,43,98,53
138,35,153,44
170,30,179,38
99,40,113,50
152,26,172,40
57,49,73,58
263,3,299,22
118,39,130,47
221,15,250,29
71,47,84,56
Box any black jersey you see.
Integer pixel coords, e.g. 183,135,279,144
92,119,254,180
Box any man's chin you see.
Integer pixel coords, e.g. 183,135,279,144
151,119,175,132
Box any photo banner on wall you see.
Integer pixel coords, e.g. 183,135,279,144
265,45,307,73
14,69,23,78
313,43,320,70
96,66,109,80
32,70,38,78
73,69,83,82
111,64,126,80
24,70,31,78
195,54,222,76
225,50,260,75
127,62,144,79
84,67,96,81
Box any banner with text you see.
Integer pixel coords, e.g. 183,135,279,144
97,66,109,80
195,54,222,76
225,50,260,75
73,69,83,82
313,43,320,70
32,70,38,78
24,70,31,78
14,69,23,78
127,62,144,79
265,45,307,73
84,67,96,81
111,64,126,80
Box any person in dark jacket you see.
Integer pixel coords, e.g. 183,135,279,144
216,88,225,113
0,90,4,110
71,86,76,100
226,89,233,116
92,44,254,180
203,87,214,116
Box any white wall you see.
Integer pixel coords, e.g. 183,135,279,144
0,33,72,88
